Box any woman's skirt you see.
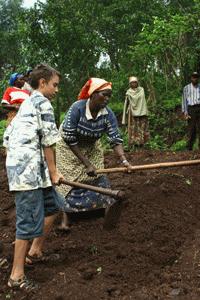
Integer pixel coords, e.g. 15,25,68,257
56,138,115,212
128,115,150,146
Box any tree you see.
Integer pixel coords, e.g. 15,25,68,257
0,0,23,78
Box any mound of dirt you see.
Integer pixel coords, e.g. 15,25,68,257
1,149,200,299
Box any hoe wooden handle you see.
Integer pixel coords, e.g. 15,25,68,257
97,159,200,174
60,179,124,199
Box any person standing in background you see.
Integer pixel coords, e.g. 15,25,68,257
122,76,149,149
1,73,30,124
182,72,200,150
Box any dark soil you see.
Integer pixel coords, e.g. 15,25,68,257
1,149,200,300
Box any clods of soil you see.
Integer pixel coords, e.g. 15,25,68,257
1,149,200,299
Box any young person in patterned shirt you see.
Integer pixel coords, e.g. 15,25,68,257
3,64,64,290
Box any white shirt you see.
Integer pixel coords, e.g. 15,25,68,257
182,83,200,113
3,91,61,191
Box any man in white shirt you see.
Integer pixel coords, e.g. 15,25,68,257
182,72,200,150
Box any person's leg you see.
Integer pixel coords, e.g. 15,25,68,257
9,190,43,288
132,117,141,149
28,213,57,257
10,239,29,281
27,187,61,258
187,106,196,150
58,212,71,231
196,106,200,149
8,239,36,291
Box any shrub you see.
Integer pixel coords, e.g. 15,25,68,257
0,120,6,146
170,139,187,151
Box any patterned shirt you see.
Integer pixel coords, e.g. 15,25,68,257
182,83,200,113
3,91,61,191
61,99,123,146
1,87,30,105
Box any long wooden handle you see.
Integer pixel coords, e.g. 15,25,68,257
60,179,124,199
96,159,200,174
128,108,131,148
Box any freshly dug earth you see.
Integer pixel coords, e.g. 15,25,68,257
1,149,200,300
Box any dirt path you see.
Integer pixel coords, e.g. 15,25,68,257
1,149,200,299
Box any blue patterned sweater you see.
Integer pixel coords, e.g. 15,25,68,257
61,99,123,146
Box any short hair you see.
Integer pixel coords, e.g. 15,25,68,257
30,64,61,89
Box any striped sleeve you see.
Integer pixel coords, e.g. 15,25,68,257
62,103,80,146
106,109,123,146
36,98,61,147
182,86,188,114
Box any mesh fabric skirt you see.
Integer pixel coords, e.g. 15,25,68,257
56,138,115,212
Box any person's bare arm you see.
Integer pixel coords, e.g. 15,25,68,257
113,144,131,171
1,104,19,111
44,145,64,184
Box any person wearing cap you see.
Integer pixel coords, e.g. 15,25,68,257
122,76,149,148
182,72,200,150
1,73,30,124
56,77,131,230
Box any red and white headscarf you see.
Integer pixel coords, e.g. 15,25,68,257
78,78,112,100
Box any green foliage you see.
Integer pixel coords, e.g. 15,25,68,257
100,127,129,152
146,134,168,150
0,120,6,146
100,134,111,151
60,112,65,123
1,0,200,151
0,0,24,79
118,128,129,151
108,101,123,116
162,97,181,110
170,139,187,151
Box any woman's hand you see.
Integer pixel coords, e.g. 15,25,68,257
184,113,191,120
86,164,97,177
121,159,132,173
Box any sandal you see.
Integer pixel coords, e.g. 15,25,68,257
26,253,60,266
8,276,37,291
0,258,9,269
25,254,45,266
